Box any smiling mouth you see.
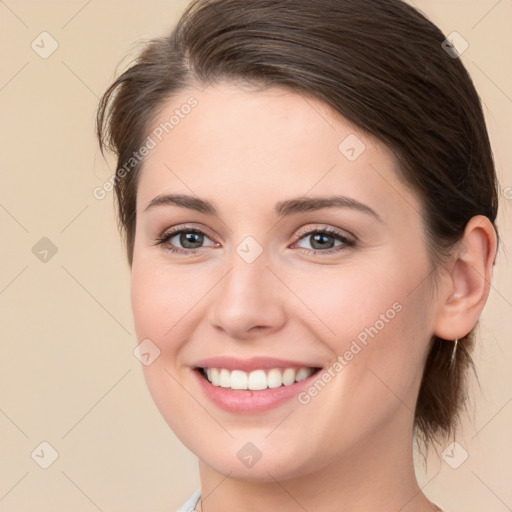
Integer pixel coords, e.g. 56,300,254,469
196,366,322,391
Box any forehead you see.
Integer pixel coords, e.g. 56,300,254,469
136,82,421,222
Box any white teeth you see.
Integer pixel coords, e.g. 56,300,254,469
248,370,267,390
219,368,231,388
295,368,311,382
203,367,315,390
230,370,248,390
267,368,282,388
282,368,296,386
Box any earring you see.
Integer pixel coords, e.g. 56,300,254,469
450,338,459,368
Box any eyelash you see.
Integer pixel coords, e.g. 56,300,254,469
154,225,356,256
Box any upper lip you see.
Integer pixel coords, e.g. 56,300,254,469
194,356,322,372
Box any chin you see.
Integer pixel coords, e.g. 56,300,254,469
194,438,323,484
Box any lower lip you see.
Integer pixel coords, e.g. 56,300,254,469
193,369,320,413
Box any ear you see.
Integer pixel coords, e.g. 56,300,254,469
433,215,498,340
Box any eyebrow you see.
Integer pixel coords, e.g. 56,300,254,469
144,193,384,223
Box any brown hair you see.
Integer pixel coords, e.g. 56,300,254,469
96,0,500,448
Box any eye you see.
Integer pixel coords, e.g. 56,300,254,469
154,225,356,256
154,227,218,254
293,226,356,254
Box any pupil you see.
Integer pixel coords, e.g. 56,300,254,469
311,233,333,250
181,232,203,248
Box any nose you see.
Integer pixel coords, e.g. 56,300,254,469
208,248,287,341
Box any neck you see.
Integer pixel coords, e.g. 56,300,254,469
195,406,438,512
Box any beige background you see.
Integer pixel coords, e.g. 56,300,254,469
0,1,510,510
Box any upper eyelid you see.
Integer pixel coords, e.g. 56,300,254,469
159,224,350,237
160,224,215,241
294,225,355,241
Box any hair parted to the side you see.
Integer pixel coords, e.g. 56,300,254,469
96,0,500,449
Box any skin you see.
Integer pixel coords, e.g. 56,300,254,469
130,82,497,511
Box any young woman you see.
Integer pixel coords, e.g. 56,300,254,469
96,1,500,510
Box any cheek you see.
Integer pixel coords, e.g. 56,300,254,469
130,260,206,349
131,267,168,344
289,255,433,405
130,262,210,439
287,253,427,345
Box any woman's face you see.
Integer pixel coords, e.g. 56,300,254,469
131,82,440,481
